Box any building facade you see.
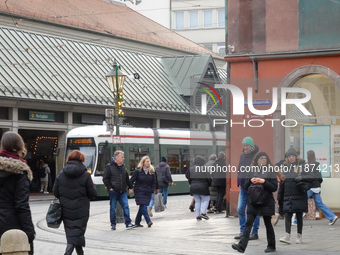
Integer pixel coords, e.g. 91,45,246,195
225,0,340,214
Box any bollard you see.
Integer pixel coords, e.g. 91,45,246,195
116,202,125,223
0,229,30,255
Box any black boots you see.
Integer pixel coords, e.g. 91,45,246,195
64,244,84,255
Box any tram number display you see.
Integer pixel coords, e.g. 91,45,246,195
68,138,95,146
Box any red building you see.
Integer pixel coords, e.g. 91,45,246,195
225,0,340,214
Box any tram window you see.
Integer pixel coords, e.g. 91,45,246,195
66,138,96,173
95,144,111,176
167,148,190,174
129,147,149,175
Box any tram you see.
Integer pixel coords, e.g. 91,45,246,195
65,125,226,197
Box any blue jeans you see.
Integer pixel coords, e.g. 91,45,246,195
237,187,260,234
148,193,154,210
193,194,210,217
308,189,336,222
109,190,132,227
135,205,151,225
159,186,169,205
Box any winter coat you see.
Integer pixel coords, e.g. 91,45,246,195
278,159,309,213
102,159,133,193
243,166,278,216
39,163,50,182
130,168,157,206
185,165,212,196
212,157,227,187
306,162,323,188
237,145,259,188
0,154,35,244
155,162,173,187
53,160,97,246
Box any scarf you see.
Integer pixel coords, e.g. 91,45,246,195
0,150,27,163
143,167,149,175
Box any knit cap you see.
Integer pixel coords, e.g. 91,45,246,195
242,137,254,147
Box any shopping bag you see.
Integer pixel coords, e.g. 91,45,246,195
154,193,165,212
46,198,62,228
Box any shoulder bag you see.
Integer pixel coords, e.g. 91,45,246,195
46,198,62,228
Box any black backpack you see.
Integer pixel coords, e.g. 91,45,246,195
39,166,46,178
248,184,268,206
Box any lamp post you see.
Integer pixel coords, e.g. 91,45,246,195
105,60,126,137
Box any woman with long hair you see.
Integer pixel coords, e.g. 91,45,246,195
232,151,277,253
0,131,35,255
130,156,157,227
53,150,97,255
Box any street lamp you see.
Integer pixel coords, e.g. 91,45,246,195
105,60,126,137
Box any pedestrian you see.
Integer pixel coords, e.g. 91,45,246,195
235,137,260,240
212,151,227,213
275,156,287,221
205,154,217,213
102,150,136,230
39,159,50,194
279,147,308,244
185,156,212,220
155,157,173,208
232,151,277,253
0,131,35,255
53,150,97,255
304,150,338,225
130,156,157,227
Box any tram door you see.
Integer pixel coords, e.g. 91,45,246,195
129,147,149,175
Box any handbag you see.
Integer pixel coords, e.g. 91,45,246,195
248,184,268,206
46,198,62,228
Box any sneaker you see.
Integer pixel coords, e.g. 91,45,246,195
147,222,153,227
111,225,116,230
249,233,259,240
296,233,302,244
271,213,280,226
39,190,43,193
126,223,137,230
279,233,291,244
196,216,202,221
231,243,245,253
264,247,276,253
329,216,338,226
234,233,242,239
147,207,153,217
189,205,195,212
44,191,49,194
200,213,209,220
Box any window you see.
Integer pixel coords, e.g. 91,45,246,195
218,9,225,27
203,10,213,28
175,12,184,29
167,148,190,174
202,44,213,51
217,43,225,55
189,11,198,29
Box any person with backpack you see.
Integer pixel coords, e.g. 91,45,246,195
231,151,277,253
155,157,173,208
39,159,50,194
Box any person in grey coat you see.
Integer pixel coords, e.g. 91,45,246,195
53,150,97,255
155,157,173,207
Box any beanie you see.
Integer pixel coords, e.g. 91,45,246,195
286,147,297,157
242,137,254,147
161,157,167,162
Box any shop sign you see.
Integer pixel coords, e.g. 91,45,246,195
29,111,55,121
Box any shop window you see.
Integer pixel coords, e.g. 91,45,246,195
0,107,9,119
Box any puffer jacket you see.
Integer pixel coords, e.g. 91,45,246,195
53,160,97,246
102,159,133,193
130,168,157,205
0,154,35,244
155,162,172,187
278,159,309,213
186,165,212,196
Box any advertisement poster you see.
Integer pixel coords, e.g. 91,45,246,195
303,126,331,177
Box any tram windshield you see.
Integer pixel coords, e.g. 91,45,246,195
66,138,96,172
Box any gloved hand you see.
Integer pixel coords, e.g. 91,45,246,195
295,175,302,182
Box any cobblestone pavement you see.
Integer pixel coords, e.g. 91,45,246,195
30,194,340,255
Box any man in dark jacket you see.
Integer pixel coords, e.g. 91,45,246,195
155,157,173,207
103,150,136,230
235,137,260,240
212,151,227,213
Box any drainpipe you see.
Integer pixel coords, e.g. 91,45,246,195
251,57,258,93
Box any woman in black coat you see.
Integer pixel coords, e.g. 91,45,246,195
231,151,277,253
0,131,35,255
130,156,157,227
53,150,97,255
185,156,212,220
278,147,308,245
